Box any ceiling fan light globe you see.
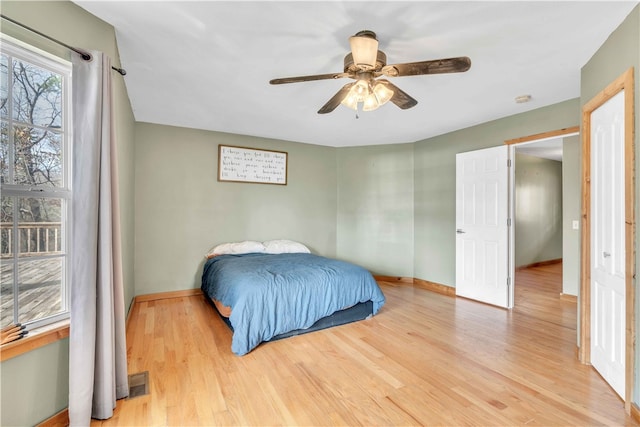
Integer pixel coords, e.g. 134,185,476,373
373,81,394,106
349,35,379,69
362,93,381,111
341,80,367,105
353,79,369,98
340,91,359,110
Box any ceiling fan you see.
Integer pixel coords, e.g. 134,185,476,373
269,30,471,115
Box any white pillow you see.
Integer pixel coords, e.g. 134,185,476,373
206,240,265,258
263,239,311,254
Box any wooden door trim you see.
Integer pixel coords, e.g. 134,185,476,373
504,126,580,145
580,67,635,412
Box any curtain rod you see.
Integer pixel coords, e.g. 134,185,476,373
1,14,126,76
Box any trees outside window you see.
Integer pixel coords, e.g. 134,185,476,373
0,37,71,328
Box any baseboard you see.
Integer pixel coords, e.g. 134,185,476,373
375,275,455,297
413,278,456,297
36,408,68,427
126,296,135,331
126,291,137,318
560,293,577,303
631,402,640,423
374,275,413,284
516,258,562,270
133,288,203,303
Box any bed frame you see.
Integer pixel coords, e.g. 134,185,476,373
204,295,373,343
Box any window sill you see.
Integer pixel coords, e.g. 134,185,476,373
0,320,69,362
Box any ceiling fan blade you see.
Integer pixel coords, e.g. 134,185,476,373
270,72,351,85
317,83,354,114
381,56,471,77
377,79,418,110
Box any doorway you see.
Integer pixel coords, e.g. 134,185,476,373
454,129,578,309
506,127,580,305
513,139,564,271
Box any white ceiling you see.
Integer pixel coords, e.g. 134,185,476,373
74,1,638,148
515,137,565,162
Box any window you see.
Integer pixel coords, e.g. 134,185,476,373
0,37,72,330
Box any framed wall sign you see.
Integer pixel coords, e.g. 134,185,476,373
218,145,288,185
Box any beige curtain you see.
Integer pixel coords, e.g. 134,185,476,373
69,50,128,426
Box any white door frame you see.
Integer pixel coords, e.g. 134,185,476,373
580,68,635,411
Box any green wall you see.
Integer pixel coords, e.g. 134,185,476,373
0,1,136,426
140,101,581,291
1,339,69,426
412,99,579,286
335,100,579,286
514,153,563,268
580,3,639,405
336,143,414,277
562,135,581,296
134,123,337,295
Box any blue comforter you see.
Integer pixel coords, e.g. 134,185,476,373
201,253,385,355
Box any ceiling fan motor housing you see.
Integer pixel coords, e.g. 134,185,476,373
344,51,387,73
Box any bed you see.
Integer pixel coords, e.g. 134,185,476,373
201,240,386,355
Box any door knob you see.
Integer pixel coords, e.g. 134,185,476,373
456,229,465,234
603,252,611,258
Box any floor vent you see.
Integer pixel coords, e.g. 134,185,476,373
128,371,149,399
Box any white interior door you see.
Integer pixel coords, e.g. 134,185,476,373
590,90,626,399
455,145,512,308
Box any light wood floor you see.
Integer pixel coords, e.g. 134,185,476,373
93,263,637,426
